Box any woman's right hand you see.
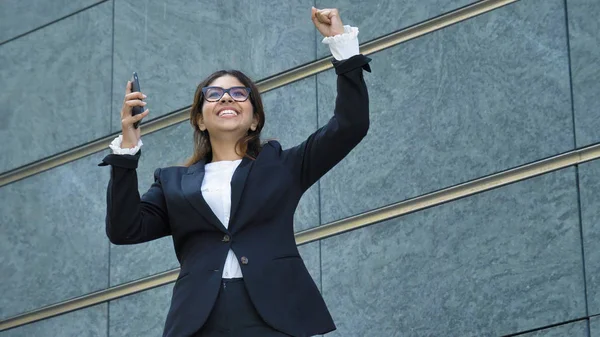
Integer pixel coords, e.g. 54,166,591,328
120,80,149,148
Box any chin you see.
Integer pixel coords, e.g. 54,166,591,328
211,125,247,135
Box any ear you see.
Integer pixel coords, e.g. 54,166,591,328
197,117,206,131
250,114,259,131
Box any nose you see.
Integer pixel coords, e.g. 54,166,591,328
219,93,234,103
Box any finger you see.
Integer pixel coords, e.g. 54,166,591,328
321,8,339,20
311,7,319,22
125,81,132,94
317,9,329,20
329,8,341,22
317,10,331,24
125,92,147,100
317,15,331,24
329,13,343,28
122,109,149,125
120,102,132,117
125,99,147,107
133,109,149,120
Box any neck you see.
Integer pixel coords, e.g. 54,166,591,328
208,134,244,162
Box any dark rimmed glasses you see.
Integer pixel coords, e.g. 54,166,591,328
202,86,252,102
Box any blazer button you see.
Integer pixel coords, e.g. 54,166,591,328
240,256,248,265
222,234,230,242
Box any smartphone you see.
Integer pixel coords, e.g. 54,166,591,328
130,72,145,129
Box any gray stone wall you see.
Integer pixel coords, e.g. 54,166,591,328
1,0,598,336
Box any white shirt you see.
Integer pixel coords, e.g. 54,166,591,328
109,26,361,278
201,159,244,278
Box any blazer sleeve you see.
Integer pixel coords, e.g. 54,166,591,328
98,151,171,245
283,54,371,191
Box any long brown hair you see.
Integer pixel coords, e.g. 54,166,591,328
184,70,265,166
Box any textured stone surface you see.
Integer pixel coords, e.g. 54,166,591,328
109,285,173,337
0,0,103,43
318,0,573,224
321,169,584,336
315,0,476,57
0,1,112,173
591,316,600,337
0,151,110,320
568,0,600,147
299,241,321,291
520,321,588,337
580,160,600,315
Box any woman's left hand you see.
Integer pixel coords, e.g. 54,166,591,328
311,7,344,37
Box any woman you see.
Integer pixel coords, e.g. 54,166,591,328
99,7,371,337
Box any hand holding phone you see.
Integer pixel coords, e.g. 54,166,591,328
119,72,149,149
130,72,145,129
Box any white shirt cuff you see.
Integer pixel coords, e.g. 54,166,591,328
109,135,143,155
321,25,360,61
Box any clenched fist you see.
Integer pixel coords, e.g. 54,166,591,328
311,7,344,37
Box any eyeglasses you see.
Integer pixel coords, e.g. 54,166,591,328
202,86,251,102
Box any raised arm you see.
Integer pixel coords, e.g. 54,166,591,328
283,8,371,191
97,80,170,244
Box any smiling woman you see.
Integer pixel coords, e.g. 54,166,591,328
98,6,372,337
186,70,265,166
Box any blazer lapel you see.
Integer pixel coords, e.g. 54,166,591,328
181,159,227,233
229,157,253,230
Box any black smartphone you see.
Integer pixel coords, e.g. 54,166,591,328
130,72,145,129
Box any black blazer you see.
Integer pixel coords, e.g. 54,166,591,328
98,54,371,337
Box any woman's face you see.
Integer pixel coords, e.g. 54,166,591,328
199,75,257,137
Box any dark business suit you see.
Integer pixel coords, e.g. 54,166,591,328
98,54,371,337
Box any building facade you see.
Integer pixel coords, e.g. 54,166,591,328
1,0,599,336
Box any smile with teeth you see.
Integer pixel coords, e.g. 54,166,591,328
218,109,239,117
